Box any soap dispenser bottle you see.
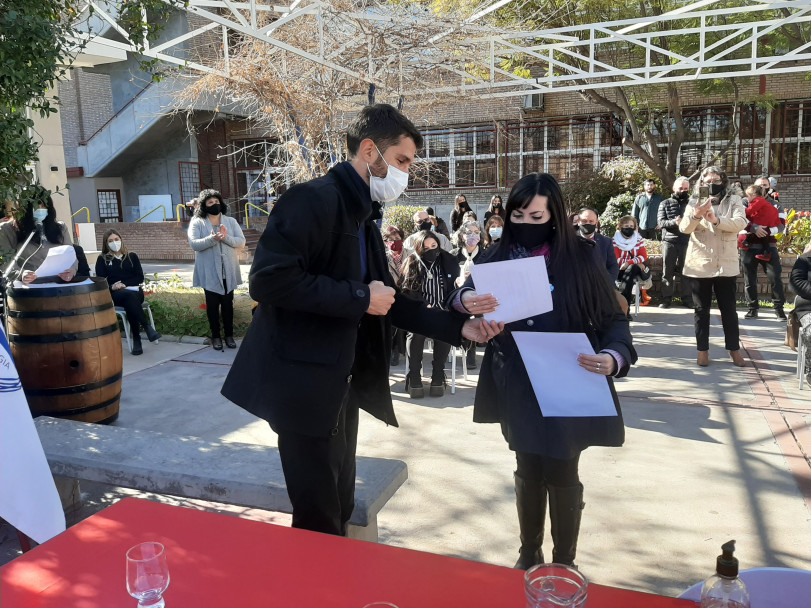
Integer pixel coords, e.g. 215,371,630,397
700,540,750,608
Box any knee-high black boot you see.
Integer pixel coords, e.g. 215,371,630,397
548,483,585,566
514,472,547,570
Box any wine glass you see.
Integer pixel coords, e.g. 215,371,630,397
126,542,170,608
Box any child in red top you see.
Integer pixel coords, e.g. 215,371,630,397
613,215,650,314
742,184,780,262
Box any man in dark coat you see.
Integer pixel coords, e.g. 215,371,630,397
576,208,619,282
657,177,694,308
221,104,502,537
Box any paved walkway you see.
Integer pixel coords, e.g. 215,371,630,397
2,304,810,598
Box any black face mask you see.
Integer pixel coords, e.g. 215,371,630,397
620,227,636,238
578,223,597,236
417,220,433,231
207,203,221,216
421,249,439,263
676,191,689,203
708,183,725,196
510,221,554,249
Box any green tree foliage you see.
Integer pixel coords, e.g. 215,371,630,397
0,0,187,210
382,204,423,238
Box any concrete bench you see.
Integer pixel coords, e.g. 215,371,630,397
34,417,408,542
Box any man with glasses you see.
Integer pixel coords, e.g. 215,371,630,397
741,175,786,320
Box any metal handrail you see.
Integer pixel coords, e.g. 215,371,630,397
134,206,167,223
244,203,270,229
71,207,90,223
176,204,185,222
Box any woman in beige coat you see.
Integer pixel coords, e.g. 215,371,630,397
679,167,747,368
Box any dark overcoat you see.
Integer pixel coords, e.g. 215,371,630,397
221,162,466,437
461,242,637,459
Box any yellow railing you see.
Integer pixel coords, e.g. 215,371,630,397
176,204,185,222
71,207,90,223
134,206,167,223
244,203,270,229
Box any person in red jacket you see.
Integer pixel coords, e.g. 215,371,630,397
741,184,780,262
613,215,650,317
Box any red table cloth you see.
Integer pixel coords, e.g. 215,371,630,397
1,498,696,607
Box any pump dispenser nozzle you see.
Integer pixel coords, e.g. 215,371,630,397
716,540,739,578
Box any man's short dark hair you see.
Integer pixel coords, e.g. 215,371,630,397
425,206,435,215
346,104,423,156
579,207,599,217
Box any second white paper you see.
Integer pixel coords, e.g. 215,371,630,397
512,331,618,418
470,256,553,324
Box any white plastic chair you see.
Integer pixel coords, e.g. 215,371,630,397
679,567,811,607
797,329,809,390
115,302,157,353
449,346,469,394
632,282,641,316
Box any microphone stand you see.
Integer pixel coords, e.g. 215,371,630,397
1,227,41,334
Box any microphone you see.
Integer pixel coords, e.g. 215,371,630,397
34,220,44,239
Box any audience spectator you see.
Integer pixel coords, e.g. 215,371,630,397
741,176,787,320
657,177,694,309
483,215,504,249
425,206,450,239
679,166,747,367
450,193,472,233
0,186,77,284
398,231,460,398
741,185,780,262
613,216,650,317
450,172,636,570
188,189,246,351
631,179,663,240
790,242,811,385
95,229,160,355
484,195,505,223
383,225,407,366
577,207,618,282
403,209,452,255
451,220,486,370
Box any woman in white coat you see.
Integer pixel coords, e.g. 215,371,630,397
188,189,245,350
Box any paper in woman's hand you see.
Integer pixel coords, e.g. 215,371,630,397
34,245,76,278
512,332,617,417
470,256,552,324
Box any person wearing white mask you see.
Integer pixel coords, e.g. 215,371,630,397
221,103,504,537
0,185,76,284
452,220,485,369
95,229,160,355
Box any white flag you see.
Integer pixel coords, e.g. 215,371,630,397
0,325,66,544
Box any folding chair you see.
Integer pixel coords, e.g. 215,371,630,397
798,328,809,390
115,301,157,353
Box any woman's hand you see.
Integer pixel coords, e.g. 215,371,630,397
112,281,125,291
577,352,616,376
635,262,646,271
59,269,75,282
693,200,710,219
213,225,228,241
461,290,499,314
705,206,719,226
22,271,36,284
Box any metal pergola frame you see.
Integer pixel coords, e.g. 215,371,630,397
72,0,811,98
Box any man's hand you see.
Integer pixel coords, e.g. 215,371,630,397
460,290,499,314
366,280,395,315
754,226,768,238
462,318,504,343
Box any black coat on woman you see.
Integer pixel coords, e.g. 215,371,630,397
453,241,636,460
94,252,145,286
400,248,460,306
790,253,811,320
221,161,467,438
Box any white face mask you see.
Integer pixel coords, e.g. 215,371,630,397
109,240,122,252
368,144,409,203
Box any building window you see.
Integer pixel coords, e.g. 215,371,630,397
770,101,811,175
232,139,285,219
414,126,498,189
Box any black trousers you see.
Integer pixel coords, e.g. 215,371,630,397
111,289,148,335
516,451,581,486
661,241,691,300
204,282,234,338
691,276,740,352
407,332,451,378
617,264,647,303
639,228,658,240
741,247,785,308
276,396,360,536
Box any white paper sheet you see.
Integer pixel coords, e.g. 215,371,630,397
470,256,553,324
125,286,139,291
512,332,618,418
12,279,93,289
33,245,76,277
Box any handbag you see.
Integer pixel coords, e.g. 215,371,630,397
785,309,800,351
637,266,653,291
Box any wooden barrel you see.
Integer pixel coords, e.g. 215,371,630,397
6,278,123,424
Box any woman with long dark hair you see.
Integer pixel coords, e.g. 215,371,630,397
398,230,460,398
95,229,160,355
188,189,245,351
484,194,505,223
449,193,472,233
0,186,77,283
450,173,636,570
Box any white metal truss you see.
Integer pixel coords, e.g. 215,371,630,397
72,0,811,98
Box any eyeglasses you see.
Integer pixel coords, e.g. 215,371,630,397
703,178,723,185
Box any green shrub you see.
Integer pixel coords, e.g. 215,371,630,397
599,192,635,237
561,174,624,215
381,204,422,238
599,156,665,193
776,209,811,256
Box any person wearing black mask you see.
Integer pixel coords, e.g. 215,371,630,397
447,173,636,570
398,231,460,398
484,194,505,223
450,193,472,233
657,177,694,309
402,209,451,256
577,207,618,282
